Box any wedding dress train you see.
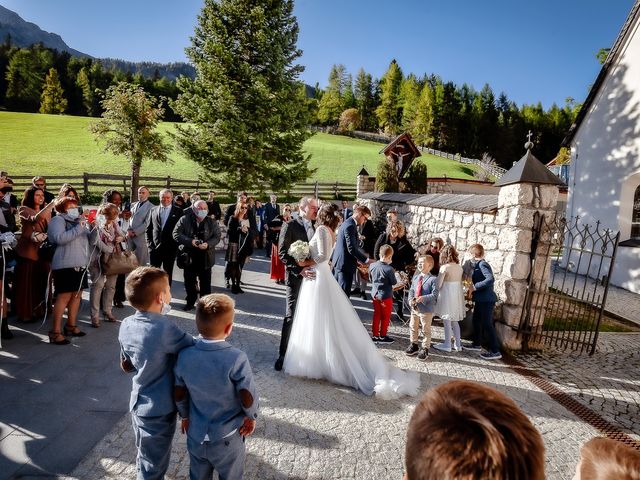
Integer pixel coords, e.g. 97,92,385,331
283,225,420,399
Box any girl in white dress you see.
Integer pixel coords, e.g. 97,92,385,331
283,203,419,399
433,245,466,353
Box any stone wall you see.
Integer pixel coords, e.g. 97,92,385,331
358,183,560,350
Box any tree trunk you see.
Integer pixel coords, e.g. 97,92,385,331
130,162,141,202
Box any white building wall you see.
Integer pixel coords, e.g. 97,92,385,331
568,14,640,292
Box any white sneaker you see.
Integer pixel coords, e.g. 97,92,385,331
433,343,452,353
452,344,463,352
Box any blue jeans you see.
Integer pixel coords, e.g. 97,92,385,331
187,432,245,480
472,302,500,353
131,412,176,480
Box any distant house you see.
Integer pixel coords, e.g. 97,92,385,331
563,0,640,292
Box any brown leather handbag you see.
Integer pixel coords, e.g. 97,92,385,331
101,244,139,275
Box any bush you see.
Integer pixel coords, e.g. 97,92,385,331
401,159,428,194
338,108,360,132
375,158,399,193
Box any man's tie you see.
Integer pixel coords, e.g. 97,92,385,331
161,207,169,229
417,275,424,295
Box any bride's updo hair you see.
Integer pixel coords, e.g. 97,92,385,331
317,202,340,231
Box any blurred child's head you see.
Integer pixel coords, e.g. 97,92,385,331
417,255,434,275
574,437,640,480
405,380,545,480
468,243,485,259
439,245,459,265
125,267,170,312
379,244,393,263
196,294,236,339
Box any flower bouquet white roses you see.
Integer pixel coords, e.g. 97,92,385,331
288,240,310,262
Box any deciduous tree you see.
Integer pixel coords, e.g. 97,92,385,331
90,82,171,200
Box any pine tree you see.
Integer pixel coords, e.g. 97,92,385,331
39,67,67,114
412,82,434,146
172,0,314,192
376,59,403,134
375,158,399,193
400,74,420,132
354,68,376,131
76,67,94,116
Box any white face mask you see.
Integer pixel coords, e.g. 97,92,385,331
96,214,107,228
196,209,208,219
67,208,80,219
161,300,172,315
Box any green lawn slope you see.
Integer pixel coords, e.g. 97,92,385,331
0,111,476,182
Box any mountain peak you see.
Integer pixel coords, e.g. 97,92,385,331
0,4,90,57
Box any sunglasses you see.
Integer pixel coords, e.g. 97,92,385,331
35,183,45,187
240,206,248,210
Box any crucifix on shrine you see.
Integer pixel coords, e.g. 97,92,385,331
380,132,421,180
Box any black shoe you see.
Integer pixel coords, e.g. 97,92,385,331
183,304,195,312
274,356,284,371
372,336,380,343
360,292,368,300
405,343,419,356
464,343,483,351
225,279,231,289
417,348,429,360
350,288,361,297
113,300,124,309
377,336,394,344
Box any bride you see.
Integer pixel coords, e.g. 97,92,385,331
283,203,420,399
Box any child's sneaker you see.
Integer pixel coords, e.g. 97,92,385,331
452,343,463,352
433,343,452,353
377,336,394,344
463,343,482,351
480,351,502,361
372,336,380,343
417,348,429,360
405,343,419,356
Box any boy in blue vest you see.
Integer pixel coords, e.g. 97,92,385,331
405,255,439,360
119,266,195,480
174,293,258,480
369,244,397,343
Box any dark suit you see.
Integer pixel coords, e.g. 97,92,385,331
277,218,312,359
146,204,183,285
342,208,353,220
207,200,221,220
173,210,222,307
332,217,368,297
262,202,280,255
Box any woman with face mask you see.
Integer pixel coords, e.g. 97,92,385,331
88,203,126,328
47,196,92,345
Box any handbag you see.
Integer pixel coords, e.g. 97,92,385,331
101,245,139,275
38,239,56,262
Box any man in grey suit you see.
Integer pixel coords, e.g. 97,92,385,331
128,186,154,266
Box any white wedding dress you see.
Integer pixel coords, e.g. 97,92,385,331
283,226,420,399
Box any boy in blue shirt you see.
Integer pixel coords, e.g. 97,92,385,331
405,255,439,360
174,294,258,480
368,244,397,343
119,266,195,480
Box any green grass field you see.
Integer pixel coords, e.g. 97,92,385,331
0,111,475,183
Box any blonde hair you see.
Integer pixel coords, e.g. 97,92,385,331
579,437,640,480
196,294,236,329
379,244,393,259
439,245,459,265
125,267,168,310
469,243,485,258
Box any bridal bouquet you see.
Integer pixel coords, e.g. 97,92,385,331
288,240,310,262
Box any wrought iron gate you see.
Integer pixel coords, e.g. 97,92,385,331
517,213,620,355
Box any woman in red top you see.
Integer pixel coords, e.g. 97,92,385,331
269,204,292,284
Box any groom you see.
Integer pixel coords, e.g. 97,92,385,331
274,196,319,371
332,204,373,297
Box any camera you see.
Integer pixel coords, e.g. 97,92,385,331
194,240,203,246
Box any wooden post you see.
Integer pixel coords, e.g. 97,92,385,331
166,176,171,189
333,181,339,199
83,172,89,196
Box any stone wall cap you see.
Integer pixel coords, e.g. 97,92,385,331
359,192,498,213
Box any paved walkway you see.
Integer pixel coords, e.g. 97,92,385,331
2,255,639,479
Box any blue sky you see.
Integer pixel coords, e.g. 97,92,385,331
1,0,635,108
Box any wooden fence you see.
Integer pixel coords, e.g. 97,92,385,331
9,173,356,200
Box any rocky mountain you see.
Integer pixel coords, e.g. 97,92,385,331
0,4,89,57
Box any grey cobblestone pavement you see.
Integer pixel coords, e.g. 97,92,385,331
61,259,640,480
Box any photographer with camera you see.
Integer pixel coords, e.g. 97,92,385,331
173,200,221,311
